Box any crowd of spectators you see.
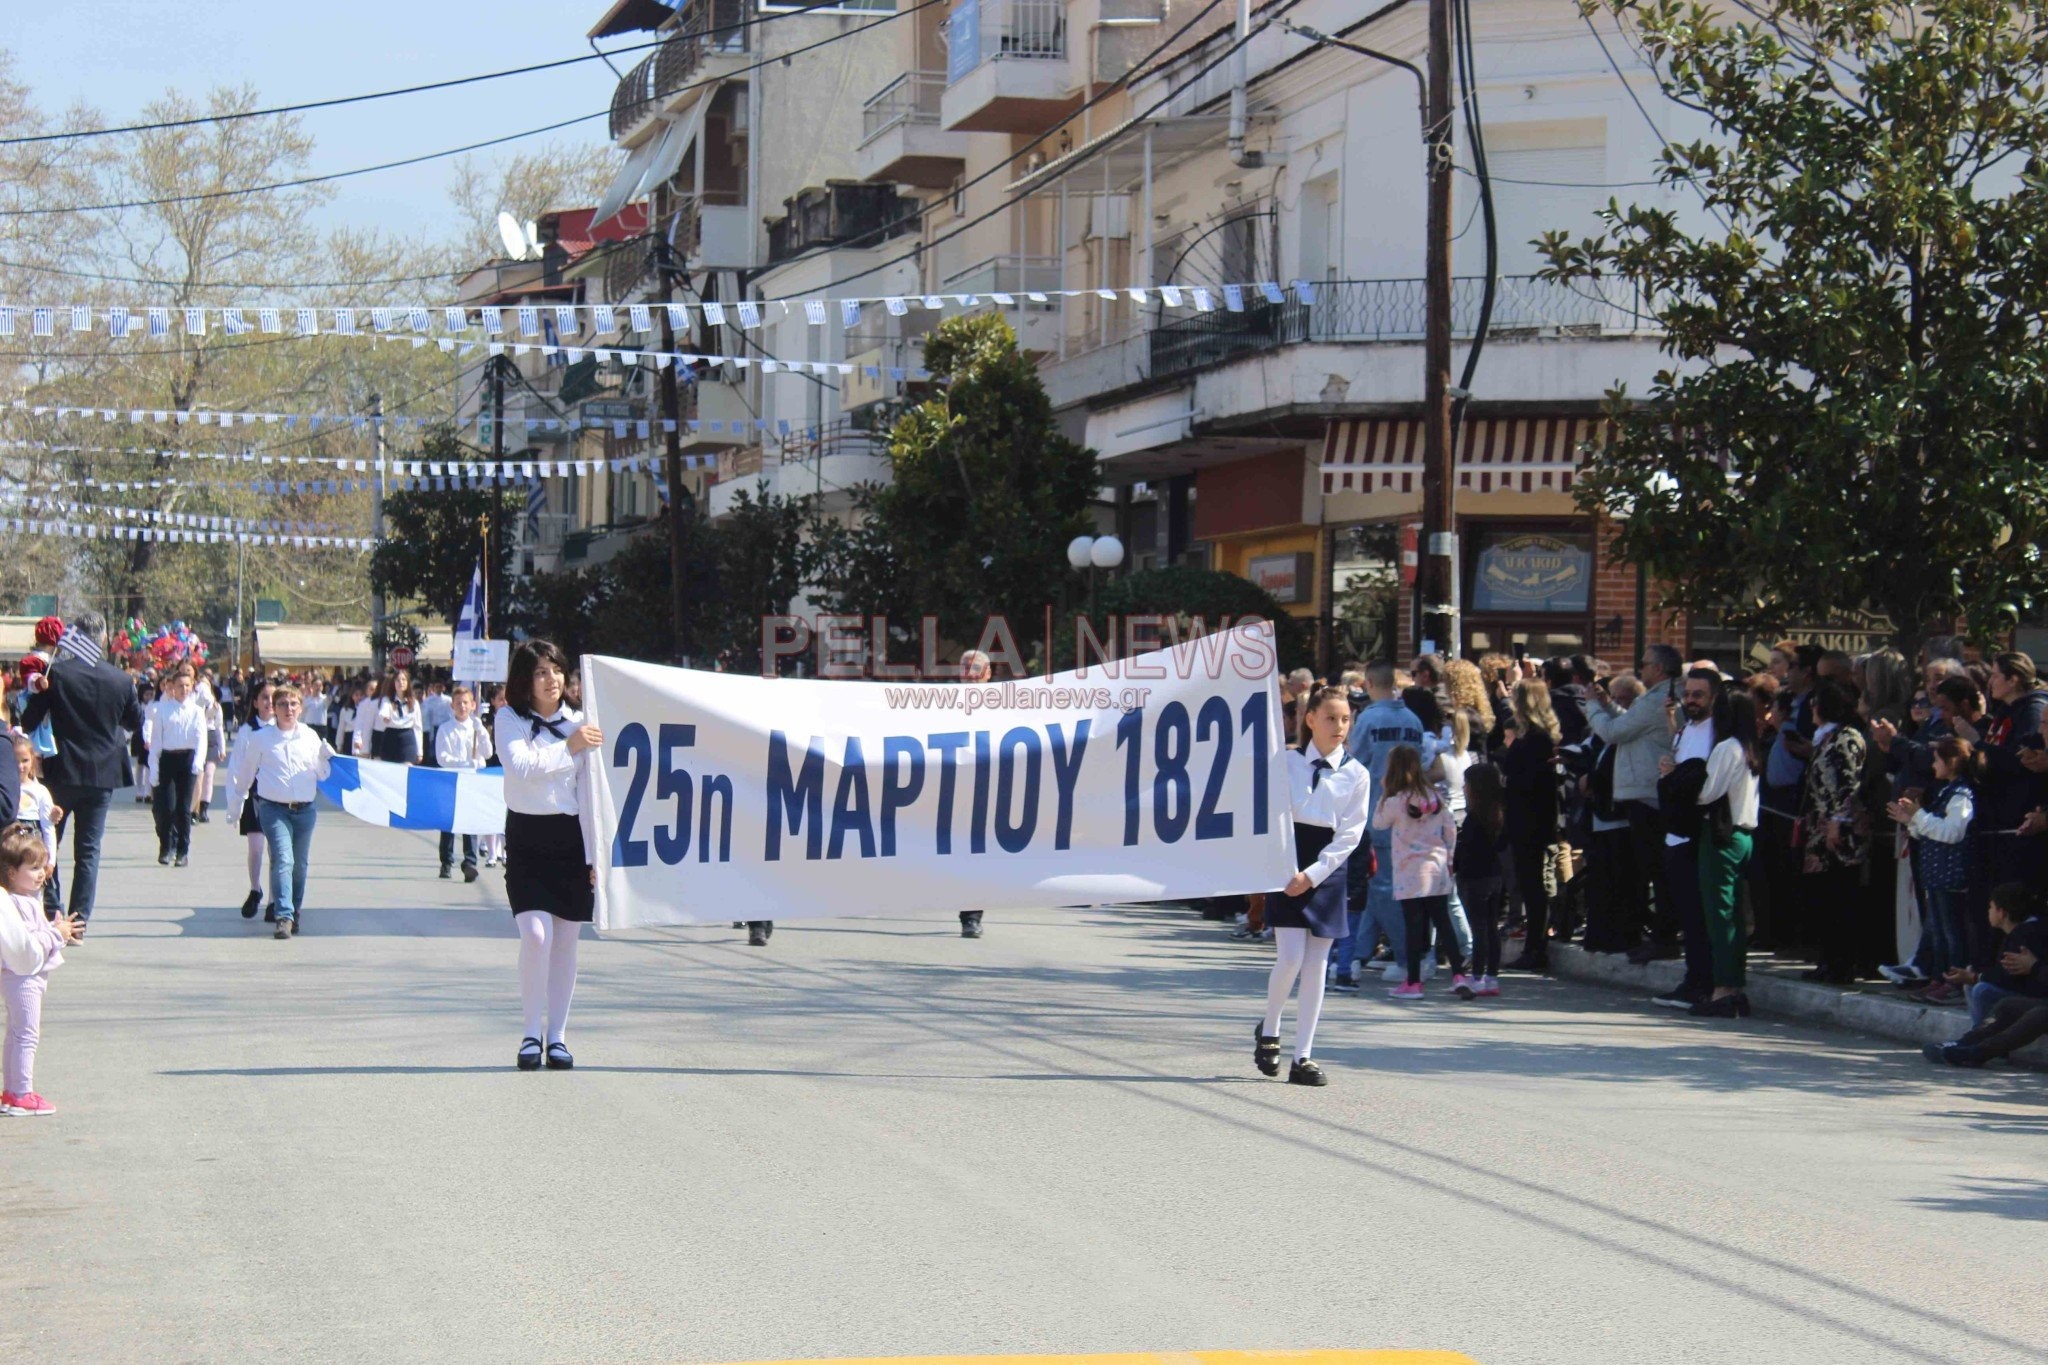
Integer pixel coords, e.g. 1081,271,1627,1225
1232,638,2048,1067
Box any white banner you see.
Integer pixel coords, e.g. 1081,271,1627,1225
582,623,1295,929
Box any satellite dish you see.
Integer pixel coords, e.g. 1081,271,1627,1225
523,219,540,255
496,212,528,260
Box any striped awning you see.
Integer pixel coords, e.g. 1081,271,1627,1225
1320,416,1613,495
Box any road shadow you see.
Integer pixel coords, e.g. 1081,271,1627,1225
1905,1175,2048,1223
159,1063,1265,1084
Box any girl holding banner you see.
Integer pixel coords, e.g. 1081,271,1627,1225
1256,684,1369,1087
496,641,602,1072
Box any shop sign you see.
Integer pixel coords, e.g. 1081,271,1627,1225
1472,533,1590,613
1247,552,1314,605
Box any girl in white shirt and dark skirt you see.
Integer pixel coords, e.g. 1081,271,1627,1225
495,640,604,1072
1256,684,1369,1087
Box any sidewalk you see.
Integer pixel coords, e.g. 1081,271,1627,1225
1548,942,2048,1069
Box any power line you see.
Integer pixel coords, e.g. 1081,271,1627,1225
0,0,867,147
0,0,941,221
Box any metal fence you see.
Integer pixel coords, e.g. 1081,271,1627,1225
609,0,747,140
861,70,947,145
947,0,1068,84
1147,275,1653,378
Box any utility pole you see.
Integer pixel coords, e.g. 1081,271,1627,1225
232,538,245,672
653,237,695,666
1284,12,1461,657
1419,0,1458,659
370,391,388,673
488,354,506,634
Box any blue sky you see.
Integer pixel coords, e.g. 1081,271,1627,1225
3,1,633,242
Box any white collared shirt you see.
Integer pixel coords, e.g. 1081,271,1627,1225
1285,740,1371,888
379,697,422,734
421,693,453,736
495,705,584,816
435,715,494,771
231,722,333,804
144,696,207,781
352,699,380,755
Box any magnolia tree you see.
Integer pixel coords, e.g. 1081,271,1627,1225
1541,0,2048,651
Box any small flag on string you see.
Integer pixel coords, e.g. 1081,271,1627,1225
553,305,577,336
108,307,131,338
804,300,826,326
517,306,539,337
70,305,90,332
443,306,467,332
1191,288,1214,311
884,297,907,316
33,308,53,337
841,299,861,328
628,304,652,333
481,307,502,335
297,308,318,336
1160,285,1183,307
592,304,617,333
370,307,394,331
333,308,358,334
259,307,283,333
736,301,761,328
702,302,726,327
665,303,688,331
147,307,169,338
1258,281,1285,305
1291,278,1318,306
1223,285,1245,312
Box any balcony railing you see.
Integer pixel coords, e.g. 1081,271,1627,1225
1146,275,1654,378
766,182,919,264
940,255,1063,304
946,0,1067,84
609,0,749,141
861,70,947,145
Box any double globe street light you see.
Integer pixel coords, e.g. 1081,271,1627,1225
1067,534,1125,620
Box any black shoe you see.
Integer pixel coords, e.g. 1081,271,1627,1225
960,912,984,939
174,854,188,867
1653,986,1705,1009
439,865,453,880
1286,1058,1328,1087
263,904,277,924
1330,973,1358,994
1253,1022,1281,1077
517,1037,543,1071
241,890,262,919
747,922,770,947
1688,993,1748,1018
1921,1042,1987,1068
158,853,171,866
463,865,479,883
545,1042,574,1070
194,810,210,824
1504,953,1549,973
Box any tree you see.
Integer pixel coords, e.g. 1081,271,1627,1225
1061,566,1314,675
445,143,615,266
368,428,524,626
1539,0,2048,650
817,314,1098,648
701,485,820,671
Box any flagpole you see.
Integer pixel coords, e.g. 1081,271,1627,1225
478,514,489,638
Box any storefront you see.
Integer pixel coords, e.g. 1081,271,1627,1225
1192,446,1323,634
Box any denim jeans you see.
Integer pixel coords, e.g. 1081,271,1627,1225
438,831,478,871
48,783,112,924
256,799,318,922
1910,885,1967,979
1967,979,2018,1030
1335,828,1406,972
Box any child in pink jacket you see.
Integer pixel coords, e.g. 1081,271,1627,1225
2,825,81,1116
1373,744,1467,999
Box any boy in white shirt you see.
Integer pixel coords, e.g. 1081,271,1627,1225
434,685,494,882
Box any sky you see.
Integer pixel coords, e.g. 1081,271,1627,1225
2,1,635,245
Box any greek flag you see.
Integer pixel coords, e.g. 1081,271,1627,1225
524,479,547,541
455,554,486,640
319,755,505,835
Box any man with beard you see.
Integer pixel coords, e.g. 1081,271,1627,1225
1653,667,1722,1009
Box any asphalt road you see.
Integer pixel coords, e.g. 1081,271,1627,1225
4,797,2044,1364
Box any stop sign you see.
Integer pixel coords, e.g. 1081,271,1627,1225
390,645,415,669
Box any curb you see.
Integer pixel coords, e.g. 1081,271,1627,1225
1547,943,2048,1070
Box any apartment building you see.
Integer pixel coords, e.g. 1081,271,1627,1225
809,0,1718,667
453,204,649,574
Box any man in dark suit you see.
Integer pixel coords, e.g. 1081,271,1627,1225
21,611,143,933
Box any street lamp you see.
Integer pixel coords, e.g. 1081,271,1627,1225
1068,534,1125,620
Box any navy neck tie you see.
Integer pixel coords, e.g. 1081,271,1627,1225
1311,757,1332,790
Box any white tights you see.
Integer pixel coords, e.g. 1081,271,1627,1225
516,911,582,1045
245,831,264,893
1262,927,1332,1062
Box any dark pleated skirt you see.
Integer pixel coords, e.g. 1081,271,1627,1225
1267,821,1351,939
505,810,594,922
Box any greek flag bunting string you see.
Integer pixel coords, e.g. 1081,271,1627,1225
0,280,1318,342
1,515,374,550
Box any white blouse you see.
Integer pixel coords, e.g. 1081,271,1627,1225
494,706,584,817
144,696,208,780
1284,741,1372,888
378,698,423,735
1698,736,1761,831
231,723,334,804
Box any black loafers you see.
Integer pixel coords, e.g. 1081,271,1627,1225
1286,1058,1328,1087
517,1037,543,1071
545,1042,574,1071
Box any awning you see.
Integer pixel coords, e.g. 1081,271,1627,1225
1320,416,1614,495
635,89,715,201
0,616,44,658
252,625,457,669
588,0,677,39
1084,388,1197,460
593,135,664,229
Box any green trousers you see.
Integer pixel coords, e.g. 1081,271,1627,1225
1699,828,1754,988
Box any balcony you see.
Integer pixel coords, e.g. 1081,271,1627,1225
940,255,1063,352
766,182,919,265
707,422,894,517
609,0,750,144
1145,275,1654,381
857,71,967,188
941,0,1078,133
